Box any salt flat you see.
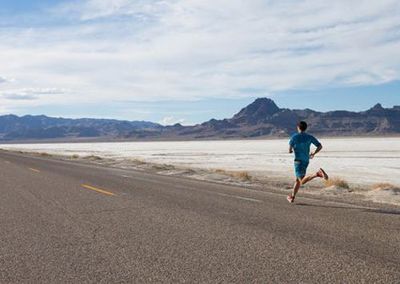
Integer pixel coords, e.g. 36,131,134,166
1,137,399,186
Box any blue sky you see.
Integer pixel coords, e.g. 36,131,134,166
0,0,399,125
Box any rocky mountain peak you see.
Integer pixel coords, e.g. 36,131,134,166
232,98,280,123
366,103,387,115
370,103,384,110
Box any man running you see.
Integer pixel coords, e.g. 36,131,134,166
287,121,329,203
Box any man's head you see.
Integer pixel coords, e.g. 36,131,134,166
297,121,307,132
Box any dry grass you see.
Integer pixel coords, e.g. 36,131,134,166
151,164,175,171
183,168,196,175
214,169,226,174
214,169,252,181
324,177,350,189
39,152,52,157
232,171,252,181
372,183,398,191
84,155,102,161
130,158,146,165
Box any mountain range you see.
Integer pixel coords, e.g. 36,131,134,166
0,98,399,141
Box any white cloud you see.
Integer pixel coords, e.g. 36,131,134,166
0,88,68,114
159,116,186,126
0,88,67,100
57,0,168,21
0,0,399,113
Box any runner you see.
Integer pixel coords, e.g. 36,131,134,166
287,121,329,203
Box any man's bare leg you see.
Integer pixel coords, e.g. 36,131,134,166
288,169,329,203
302,168,329,185
301,172,319,185
291,178,302,200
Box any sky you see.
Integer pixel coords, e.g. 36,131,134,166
0,0,399,125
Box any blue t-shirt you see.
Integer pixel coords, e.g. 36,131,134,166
289,132,321,162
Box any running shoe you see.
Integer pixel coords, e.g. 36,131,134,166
287,194,295,203
317,168,329,180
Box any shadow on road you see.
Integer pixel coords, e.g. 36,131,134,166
295,202,400,216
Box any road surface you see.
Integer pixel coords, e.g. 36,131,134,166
0,151,399,283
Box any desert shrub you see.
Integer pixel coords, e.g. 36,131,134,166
84,155,102,160
131,158,146,165
40,152,52,157
184,168,196,174
324,177,349,189
152,164,175,171
372,183,398,191
232,171,252,181
214,169,252,181
71,154,80,159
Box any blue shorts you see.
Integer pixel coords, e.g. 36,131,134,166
294,160,309,178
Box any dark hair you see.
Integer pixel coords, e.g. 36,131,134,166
297,121,307,131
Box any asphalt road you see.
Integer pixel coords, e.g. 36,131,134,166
0,151,399,283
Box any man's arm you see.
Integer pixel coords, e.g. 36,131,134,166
310,144,322,159
310,135,322,159
289,136,294,153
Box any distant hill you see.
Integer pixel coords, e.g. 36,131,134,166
0,115,161,140
0,98,399,141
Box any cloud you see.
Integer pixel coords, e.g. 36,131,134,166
2,94,37,100
57,0,168,21
0,88,67,100
0,0,399,111
159,116,186,126
0,76,12,84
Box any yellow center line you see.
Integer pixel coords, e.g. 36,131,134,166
81,184,116,196
29,168,41,173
